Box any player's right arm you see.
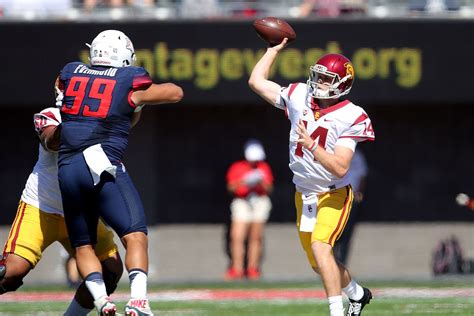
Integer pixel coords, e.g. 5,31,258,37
248,38,288,105
131,83,183,106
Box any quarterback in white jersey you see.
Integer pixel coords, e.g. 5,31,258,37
277,83,374,195
0,107,123,316
249,37,373,316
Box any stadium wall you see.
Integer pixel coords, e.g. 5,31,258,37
1,223,473,282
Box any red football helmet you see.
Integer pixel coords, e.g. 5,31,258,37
307,53,355,99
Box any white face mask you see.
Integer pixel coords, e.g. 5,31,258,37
315,87,331,98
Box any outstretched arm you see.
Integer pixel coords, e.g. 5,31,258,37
131,83,184,106
248,38,288,105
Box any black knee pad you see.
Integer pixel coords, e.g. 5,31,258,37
103,269,120,295
0,277,24,294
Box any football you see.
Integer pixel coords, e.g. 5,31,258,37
253,17,296,46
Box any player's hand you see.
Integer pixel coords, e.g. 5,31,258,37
55,87,64,107
296,119,314,149
268,38,288,53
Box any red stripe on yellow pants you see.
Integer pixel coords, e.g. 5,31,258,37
328,186,353,245
5,201,27,254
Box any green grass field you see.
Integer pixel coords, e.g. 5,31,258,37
1,280,473,315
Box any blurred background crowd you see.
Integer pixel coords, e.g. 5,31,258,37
0,0,472,20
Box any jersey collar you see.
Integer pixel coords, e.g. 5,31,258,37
310,99,351,119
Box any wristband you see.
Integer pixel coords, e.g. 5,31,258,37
308,141,318,153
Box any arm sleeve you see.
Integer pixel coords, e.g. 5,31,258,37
339,112,375,143
275,85,293,110
335,138,357,152
132,67,153,91
59,62,78,82
58,65,68,82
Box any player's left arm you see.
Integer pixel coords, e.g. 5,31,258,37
131,83,183,106
314,144,353,178
295,120,354,178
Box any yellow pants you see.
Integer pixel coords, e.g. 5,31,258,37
3,200,118,267
295,186,353,268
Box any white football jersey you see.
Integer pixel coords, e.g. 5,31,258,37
21,107,64,216
276,82,375,195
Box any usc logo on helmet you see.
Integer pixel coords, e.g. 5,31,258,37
344,62,355,79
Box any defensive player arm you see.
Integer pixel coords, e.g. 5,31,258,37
248,39,288,105
295,120,354,178
131,83,183,106
39,125,61,152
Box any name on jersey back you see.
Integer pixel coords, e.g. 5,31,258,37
73,64,117,77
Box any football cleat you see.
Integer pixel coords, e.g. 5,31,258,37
346,287,372,316
125,298,154,316
94,295,117,316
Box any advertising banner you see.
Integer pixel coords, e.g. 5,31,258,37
0,20,472,106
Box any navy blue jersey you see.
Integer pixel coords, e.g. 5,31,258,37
58,62,152,164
